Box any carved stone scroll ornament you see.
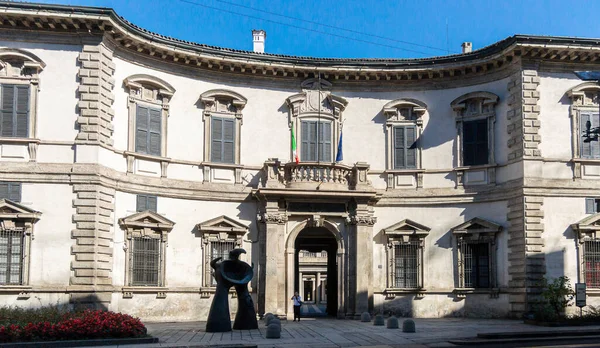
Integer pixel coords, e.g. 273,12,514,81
256,212,288,224
345,215,377,226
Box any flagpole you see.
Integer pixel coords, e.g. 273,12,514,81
317,72,321,164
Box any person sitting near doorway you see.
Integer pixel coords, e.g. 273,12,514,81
291,291,302,321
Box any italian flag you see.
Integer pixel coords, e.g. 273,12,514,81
291,123,299,164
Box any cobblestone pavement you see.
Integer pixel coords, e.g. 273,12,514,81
83,317,600,348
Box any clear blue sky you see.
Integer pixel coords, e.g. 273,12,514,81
31,0,600,58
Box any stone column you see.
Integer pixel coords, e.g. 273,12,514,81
316,272,321,304
346,212,376,318
257,208,287,317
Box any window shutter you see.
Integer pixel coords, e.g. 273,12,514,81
8,183,21,202
222,119,235,164
1,85,15,137
586,198,596,214
0,182,8,200
136,194,147,212
135,105,149,154
148,108,161,156
147,195,158,212
581,113,592,159
476,120,489,165
320,121,332,162
406,126,417,168
592,113,600,159
394,127,405,169
301,121,309,161
211,118,223,162
15,86,29,137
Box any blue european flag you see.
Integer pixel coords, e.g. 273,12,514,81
335,131,343,162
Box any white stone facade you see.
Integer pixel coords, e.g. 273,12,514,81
0,2,600,321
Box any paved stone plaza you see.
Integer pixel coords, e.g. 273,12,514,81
79,318,600,347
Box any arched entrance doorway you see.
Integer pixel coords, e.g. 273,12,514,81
285,219,345,319
295,227,337,317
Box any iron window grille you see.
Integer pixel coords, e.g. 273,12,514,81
129,234,162,287
584,240,600,288
458,241,494,289
393,242,419,288
0,228,24,285
209,241,235,286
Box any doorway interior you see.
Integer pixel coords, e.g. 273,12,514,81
294,227,338,317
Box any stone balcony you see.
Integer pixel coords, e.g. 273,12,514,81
261,159,371,191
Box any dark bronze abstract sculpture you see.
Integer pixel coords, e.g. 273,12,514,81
205,248,258,332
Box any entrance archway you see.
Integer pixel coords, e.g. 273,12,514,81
285,219,345,319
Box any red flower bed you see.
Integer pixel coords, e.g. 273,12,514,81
0,310,147,342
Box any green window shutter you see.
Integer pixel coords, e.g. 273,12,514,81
211,117,223,162
148,108,161,156
15,86,29,137
406,126,417,168
301,121,309,161
0,182,8,200
318,122,331,162
135,105,149,154
1,85,15,137
394,126,405,169
222,119,235,164
581,113,592,158
308,121,318,161
147,195,157,212
586,198,597,214
136,194,157,212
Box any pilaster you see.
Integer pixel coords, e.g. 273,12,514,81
76,40,116,146
346,209,376,318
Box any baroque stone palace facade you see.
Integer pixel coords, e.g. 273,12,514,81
2,1,600,321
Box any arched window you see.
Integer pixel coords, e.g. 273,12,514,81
451,92,499,167
123,74,175,158
285,78,347,163
0,49,45,141
199,89,247,165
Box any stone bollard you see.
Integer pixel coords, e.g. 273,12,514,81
265,323,281,339
387,316,399,329
402,319,416,333
373,314,385,326
270,318,281,327
263,313,275,325
360,312,371,322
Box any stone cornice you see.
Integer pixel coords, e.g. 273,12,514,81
1,2,600,82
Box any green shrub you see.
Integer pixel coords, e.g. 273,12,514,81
534,276,574,322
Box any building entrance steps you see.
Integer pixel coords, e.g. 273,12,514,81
77,318,600,348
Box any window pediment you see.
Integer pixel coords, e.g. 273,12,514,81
200,89,247,115
123,74,175,105
452,217,502,240
572,213,600,240
383,99,427,125
567,82,600,107
0,199,41,221
286,78,348,120
197,215,248,236
0,49,45,78
451,92,499,117
118,210,175,231
382,219,431,240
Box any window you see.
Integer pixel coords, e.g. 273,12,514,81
0,228,24,285
285,78,348,164
393,126,417,169
301,120,332,162
451,92,498,167
463,119,489,166
452,218,502,290
135,105,161,156
382,219,430,292
136,194,157,212
197,215,247,288
200,90,247,166
584,240,600,288
0,199,41,286
118,210,174,288
579,112,600,159
123,75,175,159
461,242,490,288
1,84,29,138
130,234,161,286
211,117,235,163
0,49,45,142
586,198,600,214
0,182,21,202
